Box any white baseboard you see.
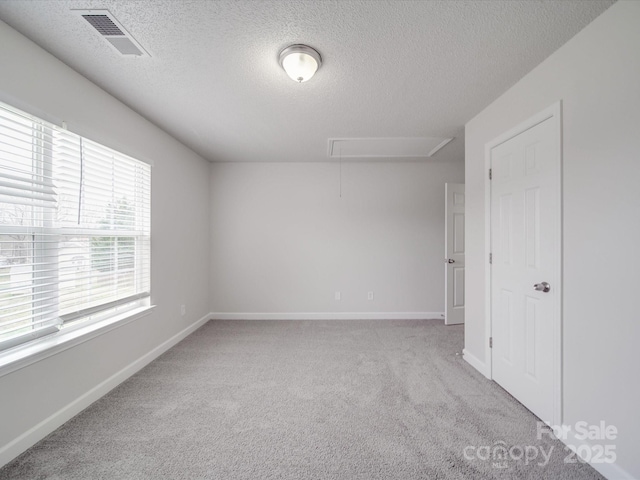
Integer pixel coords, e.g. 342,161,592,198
560,427,636,480
0,313,210,469
463,348,491,379
210,312,444,320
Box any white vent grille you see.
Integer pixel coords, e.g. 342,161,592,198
82,15,125,36
73,9,150,57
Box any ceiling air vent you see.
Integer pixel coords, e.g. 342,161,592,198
73,9,150,57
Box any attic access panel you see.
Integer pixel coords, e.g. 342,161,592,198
328,137,453,159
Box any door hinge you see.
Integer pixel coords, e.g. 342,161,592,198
489,337,493,348
489,168,492,180
489,253,492,264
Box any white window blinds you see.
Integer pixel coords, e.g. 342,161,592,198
0,102,150,351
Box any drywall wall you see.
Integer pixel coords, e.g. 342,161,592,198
464,1,639,477
0,21,211,465
210,159,464,318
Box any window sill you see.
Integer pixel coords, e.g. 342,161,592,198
0,305,156,379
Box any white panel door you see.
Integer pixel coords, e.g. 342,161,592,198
445,183,465,325
490,114,560,423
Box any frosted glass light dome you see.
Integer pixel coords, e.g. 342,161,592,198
279,45,322,83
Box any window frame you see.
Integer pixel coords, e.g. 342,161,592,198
0,101,152,363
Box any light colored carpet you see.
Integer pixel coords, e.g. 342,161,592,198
0,320,602,479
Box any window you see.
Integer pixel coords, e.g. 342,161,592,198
0,101,150,351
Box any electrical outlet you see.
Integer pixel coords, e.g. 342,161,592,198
180,304,186,316
335,291,341,301
367,291,374,301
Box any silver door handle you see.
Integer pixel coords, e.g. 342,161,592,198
446,259,455,263
534,282,550,293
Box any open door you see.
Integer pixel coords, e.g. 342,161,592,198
445,183,465,325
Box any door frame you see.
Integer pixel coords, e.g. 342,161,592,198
484,101,563,426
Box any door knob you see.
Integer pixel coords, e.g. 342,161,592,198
534,282,550,293
446,259,455,263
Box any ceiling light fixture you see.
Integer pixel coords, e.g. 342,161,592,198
279,44,322,83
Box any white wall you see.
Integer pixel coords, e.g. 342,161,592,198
464,1,639,478
0,21,211,464
210,160,464,317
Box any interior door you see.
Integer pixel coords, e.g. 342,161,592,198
445,183,465,325
490,113,560,423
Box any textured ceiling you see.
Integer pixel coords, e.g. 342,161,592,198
0,0,614,163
